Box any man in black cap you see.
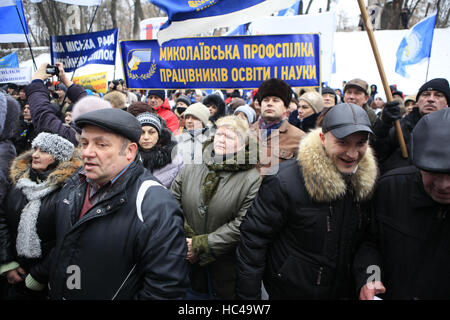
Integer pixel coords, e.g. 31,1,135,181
371,78,449,174
322,86,338,108
26,108,189,299
355,107,450,300
236,103,378,299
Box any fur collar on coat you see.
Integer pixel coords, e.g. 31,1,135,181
297,128,378,203
10,148,83,188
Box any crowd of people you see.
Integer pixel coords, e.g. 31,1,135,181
0,61,448,300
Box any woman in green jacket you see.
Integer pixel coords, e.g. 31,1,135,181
171,115,262,300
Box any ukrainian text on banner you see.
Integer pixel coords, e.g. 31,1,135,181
121,34,320,89
72,71,108,94
0,67,31,84
50,28,118,73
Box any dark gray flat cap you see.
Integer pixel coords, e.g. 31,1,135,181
410,107,450,173
75,108,141,143
322,103,373,139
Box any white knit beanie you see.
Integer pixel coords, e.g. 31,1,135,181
183,102,210,127
299,91,325,114
32,132,75,162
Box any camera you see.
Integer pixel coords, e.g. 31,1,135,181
46,65,59,76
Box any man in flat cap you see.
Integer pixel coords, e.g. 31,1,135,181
372,78,449,174
237,103,378,299
26,108,189,299
343,78,378,126
355,108,450,300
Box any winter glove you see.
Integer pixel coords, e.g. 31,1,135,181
381,100,402,125
25,274,45,291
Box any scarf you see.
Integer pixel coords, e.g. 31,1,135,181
258,118,285,139
15,177,58,258
201,140,257,206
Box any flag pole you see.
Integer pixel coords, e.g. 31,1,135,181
357,0,408,159
70,5,100,81
15,1,37,71
425,14,437,82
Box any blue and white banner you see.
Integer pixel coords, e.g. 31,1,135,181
121,34,320,89
0,0,28,43
28,0,101,6
0,52,20,68
0,67,31,84
148,0,297,45
395,14,436,78
50,28,118,73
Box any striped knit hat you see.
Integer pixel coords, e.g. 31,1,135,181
136,112,162,136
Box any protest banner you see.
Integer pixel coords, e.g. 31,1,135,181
50,28,118,73
0,67,31,84
121,34,320,89
72,71,108,94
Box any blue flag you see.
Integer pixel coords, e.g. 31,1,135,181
277,0,300,16
0,0,28,43
0,52,19,68
395,14,436,78
149,0,297,45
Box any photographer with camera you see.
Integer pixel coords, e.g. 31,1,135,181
25,63,110,145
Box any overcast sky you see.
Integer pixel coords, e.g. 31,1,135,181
308,0,363,27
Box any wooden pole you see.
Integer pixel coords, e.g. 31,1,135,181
357,0,408,158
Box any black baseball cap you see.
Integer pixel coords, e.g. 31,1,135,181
75,108,141,143
322,103,373,139
410,108,450,173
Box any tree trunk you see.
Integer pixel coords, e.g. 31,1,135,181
305,0,314,14
133,0,144,39
110,0,117,29
36,2,55,36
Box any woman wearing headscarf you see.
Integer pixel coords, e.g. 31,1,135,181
136,112,184,188
171,115,262,300
0,132,81,299
288,91,325,133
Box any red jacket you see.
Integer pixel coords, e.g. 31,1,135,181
154,98,179,134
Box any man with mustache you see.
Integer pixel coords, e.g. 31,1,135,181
237,103,378,299
371,78,449,174
25,108,189,299
355,107,450,300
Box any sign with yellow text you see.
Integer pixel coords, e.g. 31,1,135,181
120,34,320,89
72,71,108,94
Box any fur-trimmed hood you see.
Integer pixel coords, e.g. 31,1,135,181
297,128,378,202
10,148,83,187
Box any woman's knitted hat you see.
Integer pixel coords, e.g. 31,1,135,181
31,132,75,162
299,91,325,114
136,112,162,136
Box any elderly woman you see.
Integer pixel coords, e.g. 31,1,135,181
288,91,325,132
0,132,81,299
171,115,262,300
136,112,184,188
